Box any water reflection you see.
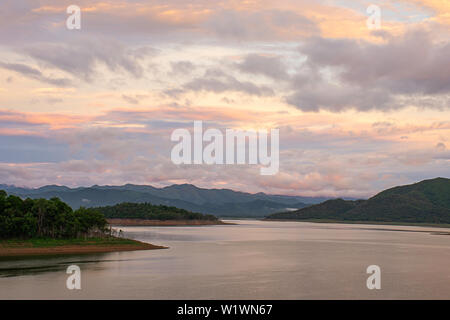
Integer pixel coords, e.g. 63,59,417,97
0,220,449,299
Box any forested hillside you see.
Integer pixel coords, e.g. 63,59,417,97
96,202,218,221
267,178,450,224
0,190,107,238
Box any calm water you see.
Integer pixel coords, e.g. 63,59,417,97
1,220,450,299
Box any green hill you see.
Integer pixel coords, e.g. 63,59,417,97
265,198,364,220
95,202,218,221
266,178,450,224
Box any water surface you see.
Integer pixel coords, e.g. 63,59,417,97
1,220,450,299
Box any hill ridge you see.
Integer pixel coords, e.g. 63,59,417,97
0,183,329,217
267,178,450,224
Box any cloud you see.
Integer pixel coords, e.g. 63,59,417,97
22,40,150,81
286,29,450,112
0,1,449,197
404,0,450,25
0,62,72,87
0,106,449,197
205,9,319,41
122,95,139,105
168,68,275,97
169,61,197,76
436,142,446,150
286,82,393,112
236,54,289,80
304,30,450,94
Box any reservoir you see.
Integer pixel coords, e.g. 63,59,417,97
1,220,449,299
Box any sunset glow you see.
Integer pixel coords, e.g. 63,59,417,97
0,0,449,197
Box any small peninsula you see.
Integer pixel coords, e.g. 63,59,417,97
0,191,165,257
95,202,229,226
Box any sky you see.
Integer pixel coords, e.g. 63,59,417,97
0,0,449,198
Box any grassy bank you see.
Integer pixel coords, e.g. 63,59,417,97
0,237,166,257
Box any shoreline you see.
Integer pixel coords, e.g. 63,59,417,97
0,238,167,258
264,218,450,229
107,218,235,226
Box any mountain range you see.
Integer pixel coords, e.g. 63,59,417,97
3,178,448,222
266,178,450,224
0,183,331,217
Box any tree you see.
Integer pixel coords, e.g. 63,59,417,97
0,191,110,239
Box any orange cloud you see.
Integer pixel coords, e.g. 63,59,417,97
26,0,408,41
0,110,91,130
406,0,450,24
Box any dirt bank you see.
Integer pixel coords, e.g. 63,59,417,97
0,239,166,257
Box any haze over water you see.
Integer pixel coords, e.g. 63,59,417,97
1,220,450,299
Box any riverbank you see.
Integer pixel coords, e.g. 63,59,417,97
107,219,235,226
0,237,166,258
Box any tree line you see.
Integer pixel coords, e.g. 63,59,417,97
0,190,107,239
96,202,218,221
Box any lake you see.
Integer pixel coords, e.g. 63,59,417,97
1,220,450,299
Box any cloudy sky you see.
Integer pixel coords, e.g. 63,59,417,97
0,0,449,197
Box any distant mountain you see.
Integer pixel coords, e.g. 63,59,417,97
266,178,450,224
0,184,73,195
0,183,328,217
